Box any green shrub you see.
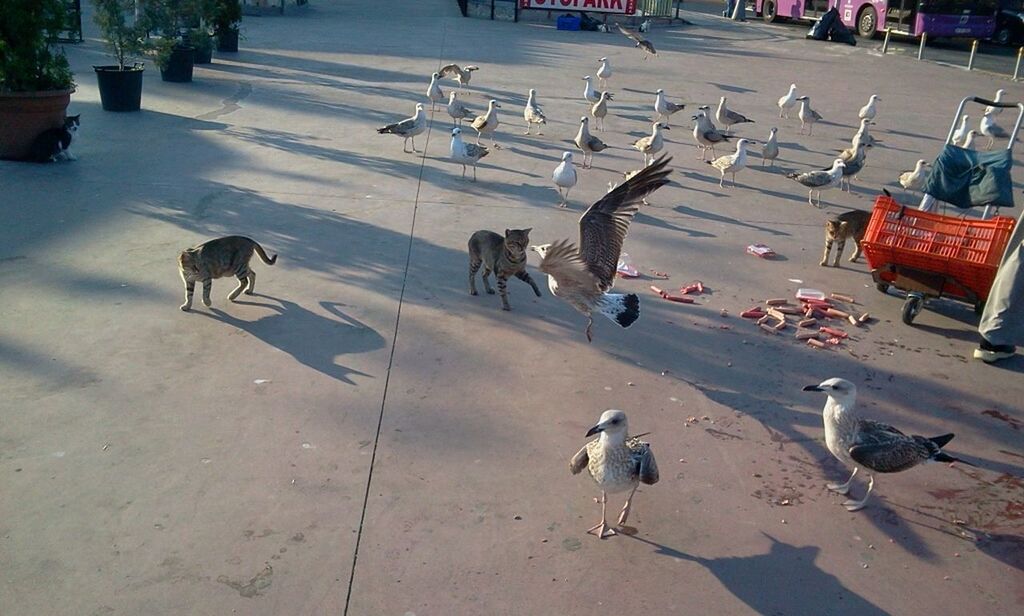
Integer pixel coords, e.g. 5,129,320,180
91,0,149,70
0,0,74,92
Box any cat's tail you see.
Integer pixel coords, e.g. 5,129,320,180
253,242,277,265
598,293,640,329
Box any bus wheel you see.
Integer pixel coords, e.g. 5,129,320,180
857,6,878,38
762,1,778,23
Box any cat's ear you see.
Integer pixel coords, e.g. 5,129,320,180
505,229,511,237
523,228,532,235
839,221,850,232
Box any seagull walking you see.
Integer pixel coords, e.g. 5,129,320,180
449,127,489,181
617,24,657,59
716,96,754,133
439,63,480,90
597,57,612,89
778,84,798,118
952,114,970,145
633,122,669,167
531,156,671,341
376,103,426,153
471,99,501,147
654,89,686,125
795,96,822,135
570,410,659,538
858,94,881,121
582,75,612,104
803,378,971,512
985,88,1006,116
523,88,547,135
573,116,608,169
761,127,780,167
446,92,472,127
552,151,578,208
788,159,845,207
426,72,445,111
899,160,929,193
591,91,610,132
692,109,730,161
980,111,1008,149
708,138,753,187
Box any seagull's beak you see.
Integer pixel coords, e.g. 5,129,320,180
802,385,824,392
585,423,604,437
663,125,671,130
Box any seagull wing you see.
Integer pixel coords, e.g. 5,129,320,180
628,438,660,485
617,24,643,43
538,239,602,301
464,143,488,160
570,444,590,475
438,63,463,79
577,156,671,290
791,169,832,187
586,135,608,152
703,129,729,144
471,115,489,131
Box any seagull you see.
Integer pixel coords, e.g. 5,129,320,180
633,122,669,167
449,127,489,181
980,111,1009,149
609,169,653,205
438,63,480,90
716,97,754,133
531,156,671,341
471,99,501,147
570,409,659,538
426,72,445,111
788,159,845,207
523,88,547,135
552,151,578,208
962,129,978,151
654,89,686,125
778,84,798,119
597,57,612,89
858,94,881,121
952,114,970,145
376,102,426,153
446,92,472,127
899,160,929,193
591,91,610,132
708,138,753,187
582,76,612,104
573,116,608,169
803,378,971,512
692,109,730,161
617,24,656,58
853,118,880,147
834,138,867,192
795,96,822,135
985,88,1006,116
761,127,780,167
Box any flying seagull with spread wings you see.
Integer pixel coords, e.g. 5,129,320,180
439,63,480,89
530,156,671,342
617,24,657,59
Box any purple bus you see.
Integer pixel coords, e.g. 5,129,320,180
753,1,997,39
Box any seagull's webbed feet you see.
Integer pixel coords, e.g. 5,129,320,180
843,475,874,512
827,467,858,495
587,491,616,539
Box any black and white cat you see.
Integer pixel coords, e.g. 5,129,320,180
28,114,80,163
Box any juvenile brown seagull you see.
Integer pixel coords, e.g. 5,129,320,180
803,378,971,512
439,63,480,89
571,410,659,539
531,156,671,341
617,24,657,59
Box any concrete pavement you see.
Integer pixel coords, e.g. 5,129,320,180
1,1,1022,614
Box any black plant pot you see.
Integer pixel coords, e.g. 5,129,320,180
216,28,239,53
193,46,213,64
94,65,144,112
160,46,195,83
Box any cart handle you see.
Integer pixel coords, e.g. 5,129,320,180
972,97,1020,109
945,97,1024,150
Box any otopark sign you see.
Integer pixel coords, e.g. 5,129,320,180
519,0,638,14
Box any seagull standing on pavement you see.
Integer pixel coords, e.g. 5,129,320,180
582,75,613,104
523,89,547,135
708,138,753,187
692,109,730,161
531,156,671,341
597,57,612,89
471,99,501,147
788,159,845,207
376,103,426,153
761,127,780,167
716,96,754,133
449,127,489,181
778,83,798,118
858,95,881,121
591,91,610,132
853,118,880,148
980,111,1009,149
796,96,822,135
573,116,608,169
570,410,659,538
426,72,445,111
899,160,929,193
552,151,578,208
447,92,472,127
633,122,669,167
803,378,971,512
654,89,686,125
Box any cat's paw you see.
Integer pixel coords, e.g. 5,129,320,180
180,304,192,312
469,289,478,296
819,261,828,266
486,289,495,295
244,289,254,295
202,298,212,307
502,305,511,311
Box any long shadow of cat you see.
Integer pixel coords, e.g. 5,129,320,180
201,296,381,385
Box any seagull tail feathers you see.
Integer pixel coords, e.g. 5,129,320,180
598,293,640,328
930,433,955,448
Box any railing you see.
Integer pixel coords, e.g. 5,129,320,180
637,0,683,19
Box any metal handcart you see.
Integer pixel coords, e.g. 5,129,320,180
861,96,1023,325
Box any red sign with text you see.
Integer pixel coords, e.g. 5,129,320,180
520,0,637,14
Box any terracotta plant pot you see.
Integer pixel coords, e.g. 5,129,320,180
0,89,73,161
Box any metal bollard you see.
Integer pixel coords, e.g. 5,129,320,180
1015,47,1023,81
918,32,927,60
881,28,891,54
967,39,979,70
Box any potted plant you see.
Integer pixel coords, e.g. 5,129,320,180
91,0,148,112
188,28,215,64
0,0,75,160
212,0,242,53
145,1,197,82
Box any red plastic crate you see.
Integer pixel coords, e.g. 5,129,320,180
861,195,1016,302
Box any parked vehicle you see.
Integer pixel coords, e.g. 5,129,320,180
754,1,997,39
994,0,1024,45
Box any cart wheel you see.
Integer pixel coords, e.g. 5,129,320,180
974,301,985,315
901,295,923,325
875,282,889,294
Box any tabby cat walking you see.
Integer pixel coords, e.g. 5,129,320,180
178,236,277,311
821,210,870,267
468,228,542,311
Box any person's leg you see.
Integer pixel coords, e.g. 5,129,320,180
976,217,1024,362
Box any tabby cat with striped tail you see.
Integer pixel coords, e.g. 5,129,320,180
178,236,277,311
468,228,542,311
